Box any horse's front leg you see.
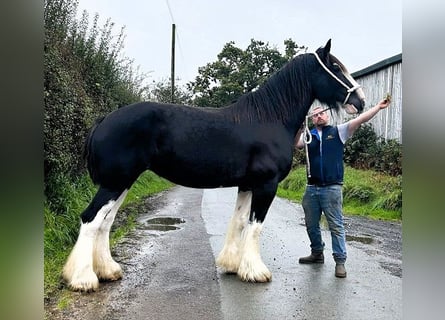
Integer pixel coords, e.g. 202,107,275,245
216,190,252,273
237,182,277,282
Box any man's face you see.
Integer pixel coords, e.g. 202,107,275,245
311,108,329,127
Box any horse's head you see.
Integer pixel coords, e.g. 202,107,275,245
311,39,365,114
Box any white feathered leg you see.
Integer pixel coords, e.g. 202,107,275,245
237,221,272,282
216,191,252,273
93,190,128,281
62,199,116,292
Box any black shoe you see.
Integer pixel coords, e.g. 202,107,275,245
299,252,324,264
335,263,347,278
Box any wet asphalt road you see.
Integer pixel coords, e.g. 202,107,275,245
49,186,402,320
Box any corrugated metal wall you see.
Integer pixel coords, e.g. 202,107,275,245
355,62,402,142
321,58,402,142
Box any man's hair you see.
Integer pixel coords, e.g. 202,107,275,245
310,106,324,114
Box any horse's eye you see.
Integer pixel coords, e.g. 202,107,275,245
332,63,341,72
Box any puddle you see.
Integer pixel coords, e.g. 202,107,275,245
144,224,180,231
305,218,375,245
346,234,374,244
141,217,185,232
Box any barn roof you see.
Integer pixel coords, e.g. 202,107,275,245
351,53,402,78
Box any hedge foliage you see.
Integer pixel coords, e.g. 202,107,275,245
343,123,402,176
44,0,148,210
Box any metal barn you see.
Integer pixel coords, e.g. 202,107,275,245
327,53,402,142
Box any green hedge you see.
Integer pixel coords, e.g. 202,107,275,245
344,123,402,176
44,0,147,210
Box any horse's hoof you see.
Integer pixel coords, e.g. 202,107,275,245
237,269,272,283
95,262,123,281
216,251,241,274
216,261,239,274
241,273,272,283
63,267,100,292
97,269,123,282
255,272,272,283
67,276,99,292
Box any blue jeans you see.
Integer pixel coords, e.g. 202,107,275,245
302,184,347,263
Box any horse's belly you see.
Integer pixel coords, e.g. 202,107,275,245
151,158,244,189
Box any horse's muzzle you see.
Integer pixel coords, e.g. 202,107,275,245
344,104,358,114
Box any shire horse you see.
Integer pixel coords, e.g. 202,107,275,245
63,40,365,291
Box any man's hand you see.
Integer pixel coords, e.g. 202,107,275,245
377,93,392,110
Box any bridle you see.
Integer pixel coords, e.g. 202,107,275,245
312,52,362,105
300,52,361,178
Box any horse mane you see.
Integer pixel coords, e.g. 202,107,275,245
222,54,314,124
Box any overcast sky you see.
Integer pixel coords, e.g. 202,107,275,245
76,0,402,86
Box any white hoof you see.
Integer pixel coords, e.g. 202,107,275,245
63,269,99,292
216,247,240,274
94,260,123,281
237,259,272,283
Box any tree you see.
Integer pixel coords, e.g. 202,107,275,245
146,79,193,105
188,38,307,108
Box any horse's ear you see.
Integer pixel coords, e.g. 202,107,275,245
316,39,332,62
321,39,331,59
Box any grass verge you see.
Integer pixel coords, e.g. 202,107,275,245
278,166,402,221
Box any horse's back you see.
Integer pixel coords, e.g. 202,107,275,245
87,101,221,187
87,101,294,190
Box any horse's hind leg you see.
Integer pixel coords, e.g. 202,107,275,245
216,189,252,273
93,189,128,281
62,187,128,292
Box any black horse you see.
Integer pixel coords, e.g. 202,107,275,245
63,39,365,291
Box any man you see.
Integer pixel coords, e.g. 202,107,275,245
295,97,391,278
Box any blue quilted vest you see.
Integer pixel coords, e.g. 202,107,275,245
306,125,344,186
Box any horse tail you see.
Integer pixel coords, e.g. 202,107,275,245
83,116,105,184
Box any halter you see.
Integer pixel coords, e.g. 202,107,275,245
312,52,362,105
300,53,362,178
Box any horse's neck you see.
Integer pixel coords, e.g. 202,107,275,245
220,55,316,132
221,98,312,137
